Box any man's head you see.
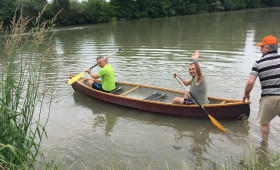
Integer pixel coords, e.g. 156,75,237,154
96,56,107,67
188,63,196,77
256,35,278,55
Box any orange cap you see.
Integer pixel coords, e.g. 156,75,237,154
256,35,278,47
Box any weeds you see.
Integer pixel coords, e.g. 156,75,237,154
0,4,60,169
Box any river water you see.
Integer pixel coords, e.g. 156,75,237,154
3,7,280,169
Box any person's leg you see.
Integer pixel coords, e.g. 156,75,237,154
258,97,275,141
184,90,190,99
172,97,184,104
88,80,94,87
88,80,103,91
260,124,270,141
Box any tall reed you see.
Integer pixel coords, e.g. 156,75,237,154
0,4,61,169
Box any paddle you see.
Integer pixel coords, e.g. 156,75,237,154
68,48,121,85
175,76,226,132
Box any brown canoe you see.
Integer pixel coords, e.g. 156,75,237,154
70,75,250,120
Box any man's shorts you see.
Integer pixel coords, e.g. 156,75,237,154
92,82,110,93
257,96,280,124
183,98,194,105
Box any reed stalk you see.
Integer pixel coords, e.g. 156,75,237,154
0,4,61,169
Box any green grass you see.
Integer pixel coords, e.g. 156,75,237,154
0,4,61,169
238,140,280,170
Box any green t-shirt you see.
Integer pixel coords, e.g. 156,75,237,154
97,64,115,91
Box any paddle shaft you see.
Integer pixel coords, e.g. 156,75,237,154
78,63,98,75
175,76,210,116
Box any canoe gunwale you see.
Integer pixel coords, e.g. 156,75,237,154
70,75,250,120
69,75,250,107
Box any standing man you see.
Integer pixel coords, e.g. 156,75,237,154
86,56,115,92
173,51,209,105
243,35,280,141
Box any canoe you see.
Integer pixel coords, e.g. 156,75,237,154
70,75,250,120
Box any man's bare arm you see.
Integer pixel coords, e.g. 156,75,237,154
242,75,257,103
174,73,192,86
192,51,203,82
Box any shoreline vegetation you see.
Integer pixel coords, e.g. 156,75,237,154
0,0,279,27
1,2,280,170
0,4,61,169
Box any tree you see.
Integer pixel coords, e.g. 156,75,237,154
261,0,280,6
67,1,86,25
0,0,16,25
14,0,48,17
85,0,111,23
223,0,236,11
235,0,246,9
246,0,261,8
110,0,138,19
49,0,70,25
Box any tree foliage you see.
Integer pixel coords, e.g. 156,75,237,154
84,0,112,23
0,0,279,27
0,0,17,24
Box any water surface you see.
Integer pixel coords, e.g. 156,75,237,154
2,7,280,169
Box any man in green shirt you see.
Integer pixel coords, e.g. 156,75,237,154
86,56,115,92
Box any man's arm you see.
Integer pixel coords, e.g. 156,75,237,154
85,56,108,79
86,68,100,79
242,75,257,103
174,73,192,86
192,51,203,82
89,73,100,79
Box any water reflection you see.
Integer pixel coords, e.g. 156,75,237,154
256,141,270,169
72,91,250,167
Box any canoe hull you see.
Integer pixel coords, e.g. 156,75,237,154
71,78,250,120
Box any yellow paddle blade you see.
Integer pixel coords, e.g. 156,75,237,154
208,115,226,132
68,72,85,84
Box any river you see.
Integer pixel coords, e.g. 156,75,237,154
3,7,280,169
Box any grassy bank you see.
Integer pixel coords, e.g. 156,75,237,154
0,5,60,169
101,144,280,170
